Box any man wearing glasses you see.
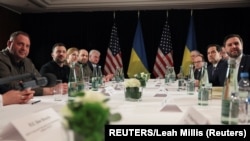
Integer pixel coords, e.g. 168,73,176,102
193,54,204,86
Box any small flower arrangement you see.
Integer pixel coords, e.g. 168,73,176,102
134,72,148,80
124,78,142,101
61,90,121,141
134,72,150,87
124,78,141,88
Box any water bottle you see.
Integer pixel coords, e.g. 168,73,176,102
238,72,250,124
177,66,185,90
168,67,176,83
165,66,170,84
188,64,195,81
77,63,84,92
187,64,195,95
221,59,239,124
115,66,121,82
198,62,210,106
91,65,99,91
119,67,124,82
97,66,103,86
68,63,78,97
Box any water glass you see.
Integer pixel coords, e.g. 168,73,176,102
54,80,63,101
77,80,84,92
186,80,195,95
178,79,186,91
198,83,212,106
83,76,90,90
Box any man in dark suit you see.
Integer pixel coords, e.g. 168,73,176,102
206,44,228,86
223,34,250,81
88,49,113,81
87,49,100,72
193,54,204,87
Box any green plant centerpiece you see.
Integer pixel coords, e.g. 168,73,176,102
61,90,121,141
124,78,143,101
134,72,150,87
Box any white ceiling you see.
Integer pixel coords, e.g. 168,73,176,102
0,0,250,14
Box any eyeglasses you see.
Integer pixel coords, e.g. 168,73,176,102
194,61,202,64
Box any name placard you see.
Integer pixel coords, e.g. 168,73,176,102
179,107,210,124
0,108,68,141
105,86,116,96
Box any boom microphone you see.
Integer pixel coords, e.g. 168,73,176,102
0,73,34,85
20,76,48,89
0,73,57,89
42,73,57,87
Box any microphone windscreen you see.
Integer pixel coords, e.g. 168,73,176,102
43,73,57,87
36,77,48,87
0,73,34,85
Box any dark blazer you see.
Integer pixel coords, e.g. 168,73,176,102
194,68,202,80
238,54,250,81
87,61,94,72
87,61,101,77
207,59,228,86
87,61,100,72
0,48,43,95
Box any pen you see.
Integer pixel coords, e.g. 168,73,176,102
31,100,41,105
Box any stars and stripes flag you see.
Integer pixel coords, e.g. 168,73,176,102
153,19,174,78
104,22,123,75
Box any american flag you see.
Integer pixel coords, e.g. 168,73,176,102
153,19,174,78
104,22,123,75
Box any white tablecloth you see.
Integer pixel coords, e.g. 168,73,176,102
0,79,222,140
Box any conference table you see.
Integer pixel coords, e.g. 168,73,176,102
0,79,223,140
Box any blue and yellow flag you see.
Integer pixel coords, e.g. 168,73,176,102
127,19,149,78
181,15,197,76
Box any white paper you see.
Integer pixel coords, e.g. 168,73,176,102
0,108,68,141
179,107,210,124
105,86,116,96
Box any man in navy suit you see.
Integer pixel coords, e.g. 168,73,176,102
223,34,250,81
206,44,228,86
87,49,114,81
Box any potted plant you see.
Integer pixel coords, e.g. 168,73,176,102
134,72,150,87
124,78,143,101
61,91,121,141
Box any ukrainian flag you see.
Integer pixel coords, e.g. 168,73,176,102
127,19,149,78
181,14,197,76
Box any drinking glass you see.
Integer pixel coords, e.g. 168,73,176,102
54,80,63,101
